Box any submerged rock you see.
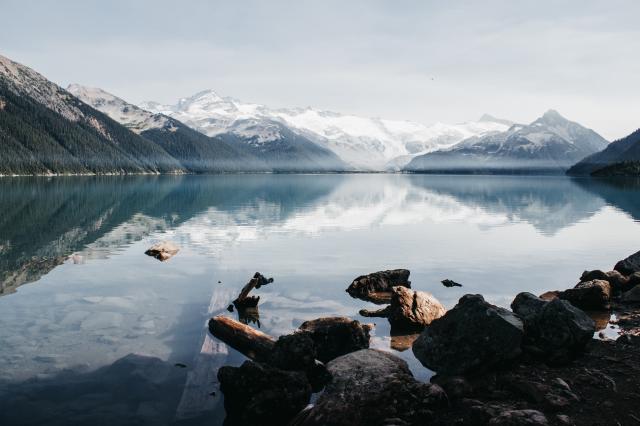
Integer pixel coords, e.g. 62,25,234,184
298,317,371,363
559,280,611,310
144,241,180,261
297,349,446,426
511,292,595,363
217,360,311,426
614,249,640,275
346,269,411,299
412,294,524,376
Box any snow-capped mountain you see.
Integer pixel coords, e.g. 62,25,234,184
404,110,609,173
67,84,172,133
70,84,346,172
141,90,512,170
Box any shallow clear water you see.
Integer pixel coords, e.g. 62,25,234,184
1,174,640,425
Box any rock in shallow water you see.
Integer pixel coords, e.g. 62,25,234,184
387,286,446,330
412,294,524,376
346,269,411,299
296,349,446,426
298,317,371,363
218,360,311,426
559,280,611,310
144,241,180,261
511,292,595,363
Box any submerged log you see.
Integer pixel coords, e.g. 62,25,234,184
208,315,275,361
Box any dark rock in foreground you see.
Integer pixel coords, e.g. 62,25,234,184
622,285,640,303
512,292,595,363
559,279,611,310
615,249,640,275
268,332,331,391
413,294,524,376
488,409,549,425
298,317,371,363
346,269,411,299
217,360,311,426
297,349,446,426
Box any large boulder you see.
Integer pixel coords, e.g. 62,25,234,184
580,270,629,293
387,286,446,330
559,280,611,310
412,294,524,376
296,349,446,426
268,332,331,391
360,286,446,331
218,360,311,426
298,317,371,363
621,285,640,303
614,250,640,275
511,292,595,363
346,269,411,299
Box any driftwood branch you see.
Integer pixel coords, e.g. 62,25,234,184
208,315,275,361
231,272,274,309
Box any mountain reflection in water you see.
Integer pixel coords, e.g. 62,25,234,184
1,174,640,425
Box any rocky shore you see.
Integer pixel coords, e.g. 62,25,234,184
208,251,640,426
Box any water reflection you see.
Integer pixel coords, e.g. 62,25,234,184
1,174,640,425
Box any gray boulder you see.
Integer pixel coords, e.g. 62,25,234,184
580,270,629,292
297,349,446,426
298,317,371,363
217,360,311,426
412,294,524,375
511,293,595,363
559,280,611,310
615,249,640,275
346,269,411,299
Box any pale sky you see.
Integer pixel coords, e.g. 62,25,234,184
1,0,639,140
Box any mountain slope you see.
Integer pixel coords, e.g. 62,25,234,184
141,90,512,170
67,85,269,172
404,110,609,174
0,54,183,175
567,128,640,176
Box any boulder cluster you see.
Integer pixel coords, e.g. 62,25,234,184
212,250,640,426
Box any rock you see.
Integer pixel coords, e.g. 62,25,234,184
539,291,560,301
298,349,447,426
489,409,549,425
628,272,640,287
556,414,575,425
580,270,609,282
442,279,463,287
389,329,420,352
614,249,640,275
144,241,179,261
268,332,330,391
511,293,595,363
621,285,640,303
511,292,548,321
559,280,611,310
298,317,371,363
431,375,473,399
346,269,411,299
217,360,311,426
412,294,524,375
387,286,446,330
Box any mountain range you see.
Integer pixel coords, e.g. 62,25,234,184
404,110,609,173
140,91,512,170
2,53,636,176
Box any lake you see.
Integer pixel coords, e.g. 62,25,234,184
1,174,640,425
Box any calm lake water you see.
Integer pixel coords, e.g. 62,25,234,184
1,174,640,425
